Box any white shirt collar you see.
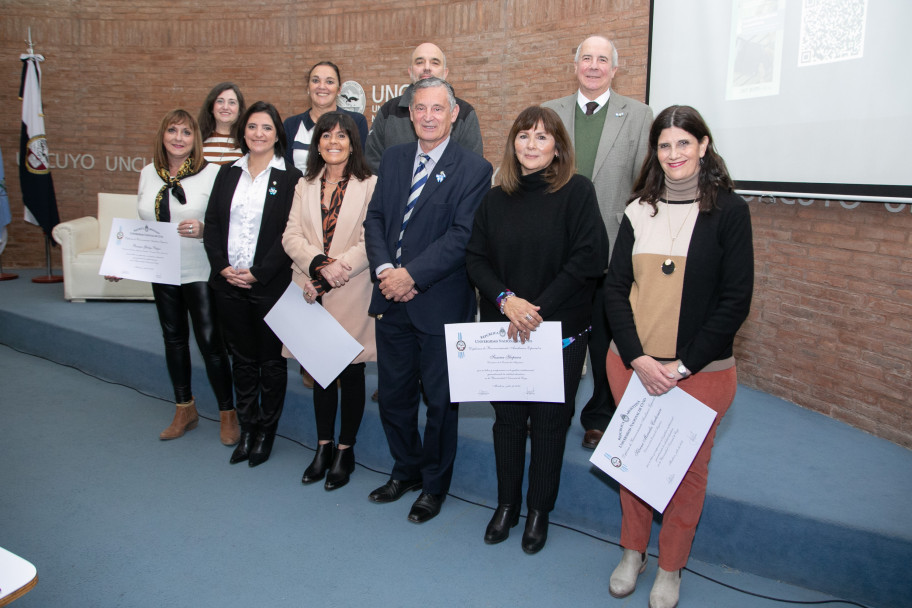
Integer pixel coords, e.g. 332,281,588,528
233,154,286,173
576,89,612,114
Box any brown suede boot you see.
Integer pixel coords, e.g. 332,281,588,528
219,410,240,446
159,399,199,440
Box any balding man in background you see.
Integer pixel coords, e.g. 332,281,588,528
365,42,483,172
544,36,653,449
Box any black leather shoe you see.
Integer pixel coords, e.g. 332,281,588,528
302,441,335,484
368,478,422,503
229,431,254,464
407,492,444,523
521,509,549,554
484,504,521,544
248,430,275,467
324,447,355,491
582,429,604,450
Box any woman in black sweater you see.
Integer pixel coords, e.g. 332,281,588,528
466,106,609,554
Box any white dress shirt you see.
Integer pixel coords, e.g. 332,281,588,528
227,154,286,269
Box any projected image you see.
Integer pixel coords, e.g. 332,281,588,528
726,0,785,100
798,0,867,66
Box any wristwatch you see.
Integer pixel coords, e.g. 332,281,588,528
676,361,691,378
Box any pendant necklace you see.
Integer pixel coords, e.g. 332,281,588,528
662,201,696,275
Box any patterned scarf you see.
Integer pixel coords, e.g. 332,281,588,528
310,176,348,296
155,157,200,222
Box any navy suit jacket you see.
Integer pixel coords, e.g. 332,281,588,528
364,140,492,335
204,161,304,300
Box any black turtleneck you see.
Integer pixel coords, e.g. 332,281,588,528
466,171,610,336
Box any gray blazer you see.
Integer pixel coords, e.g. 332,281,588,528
543,91,653,258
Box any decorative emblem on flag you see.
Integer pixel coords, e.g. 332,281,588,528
25,135,50,175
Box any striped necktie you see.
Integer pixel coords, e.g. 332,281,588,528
396,153,430,266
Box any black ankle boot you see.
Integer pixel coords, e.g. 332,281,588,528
248,430,275,467
230,429,255,464
324,447,355,491
302,442,335,484
521,509,549,554
484,504,521,544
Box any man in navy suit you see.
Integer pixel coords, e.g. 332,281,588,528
364,77,492,523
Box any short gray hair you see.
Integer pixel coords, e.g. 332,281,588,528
574,36,618,68
410,77,457,111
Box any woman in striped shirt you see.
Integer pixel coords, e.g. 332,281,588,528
198,82,246,165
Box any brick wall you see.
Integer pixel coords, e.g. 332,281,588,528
1,0,909,447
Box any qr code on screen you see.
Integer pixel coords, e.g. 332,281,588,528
797,0,867,66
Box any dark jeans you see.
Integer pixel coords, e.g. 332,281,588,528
152,282,233,409
313,362,366,446
492,334,588,512
213,287,287,431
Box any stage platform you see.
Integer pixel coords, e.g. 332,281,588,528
1,269,909,608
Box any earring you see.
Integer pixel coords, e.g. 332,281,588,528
699,157,704,166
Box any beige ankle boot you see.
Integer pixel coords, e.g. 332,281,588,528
649,567,682,608
609,548,648,598
219,410,240,446
159,399,199,440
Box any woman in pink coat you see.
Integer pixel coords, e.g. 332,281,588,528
282,112,377,490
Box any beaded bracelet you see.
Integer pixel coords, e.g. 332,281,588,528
496,290,515,315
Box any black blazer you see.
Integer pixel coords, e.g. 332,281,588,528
204,160,303,300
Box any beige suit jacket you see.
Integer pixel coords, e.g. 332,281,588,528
543,91,653,258
282,172,378,364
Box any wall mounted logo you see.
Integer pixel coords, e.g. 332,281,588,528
338,81,366,114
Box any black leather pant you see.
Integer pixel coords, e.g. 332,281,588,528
213,287,287,432
152,282,233,409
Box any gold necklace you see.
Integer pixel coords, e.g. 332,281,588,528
661,201,696,275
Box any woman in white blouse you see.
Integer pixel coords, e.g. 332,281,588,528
204,101,304,467
110,109,237,445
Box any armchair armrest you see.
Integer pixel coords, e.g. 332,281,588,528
52,216,100,256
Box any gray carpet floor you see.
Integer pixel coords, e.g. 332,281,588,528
0,343,860,607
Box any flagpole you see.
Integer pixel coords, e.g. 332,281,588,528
20,28,62,284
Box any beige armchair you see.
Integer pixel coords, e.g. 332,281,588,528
52,193,155,301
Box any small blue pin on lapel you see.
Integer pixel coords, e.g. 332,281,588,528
436,171,446,183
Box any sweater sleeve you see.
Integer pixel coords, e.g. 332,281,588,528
604,211,644,366
465,192,509,305
677,198,754,371
533,178,609,318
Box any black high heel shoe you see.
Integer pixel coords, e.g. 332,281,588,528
324,447,355,491
248,430,275,467
302,442,335,484
521,509,549,554
484,504,521,544
229,429,255,464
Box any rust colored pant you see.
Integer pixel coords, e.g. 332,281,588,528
606,350,737,570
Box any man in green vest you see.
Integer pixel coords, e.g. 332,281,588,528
543,35,653,449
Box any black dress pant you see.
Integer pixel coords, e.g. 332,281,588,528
580,278,616,431
313,362,366,446
492,334,588,512
152,282,233,409
213,287,287,432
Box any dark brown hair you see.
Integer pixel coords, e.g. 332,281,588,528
197,82,246,142
629,104,734,214
238,101,287,157
303,112,371,182
498,106,575,195
152,109,205,174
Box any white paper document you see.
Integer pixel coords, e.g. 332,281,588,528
98,218,181,285
444,321,564,403
264,282,364,389
590,374,717,513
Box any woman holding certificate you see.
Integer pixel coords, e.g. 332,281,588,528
466,106,608,554
603,105,753,608
123,109,238,445
204,101,303,467
282,112,376,491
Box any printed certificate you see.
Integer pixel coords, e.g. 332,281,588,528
264,282,364,389
98,218,180,285
590,374,717,513
444,321,564,403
